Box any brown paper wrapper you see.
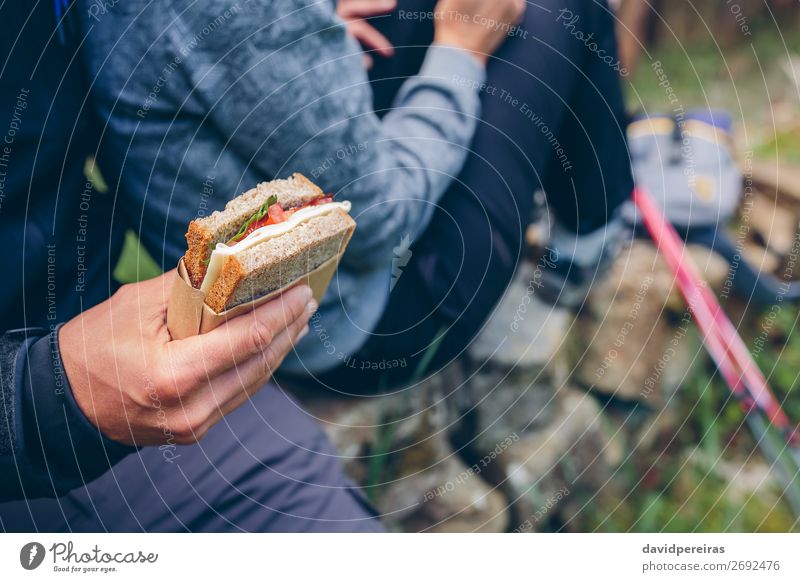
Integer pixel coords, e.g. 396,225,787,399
167,251,344,340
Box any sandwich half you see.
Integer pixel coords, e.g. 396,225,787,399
183,173,355,313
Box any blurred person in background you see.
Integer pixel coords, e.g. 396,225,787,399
319,0,635,390
71,0,633,396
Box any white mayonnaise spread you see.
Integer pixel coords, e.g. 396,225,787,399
200,201,351,293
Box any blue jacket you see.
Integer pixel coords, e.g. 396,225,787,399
0,2,134,501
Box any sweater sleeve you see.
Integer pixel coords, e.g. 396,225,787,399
0,327,135,501
168,0,485,269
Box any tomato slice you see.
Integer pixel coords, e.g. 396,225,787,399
242,214,275,239
239,196,334,240
268,203,287,223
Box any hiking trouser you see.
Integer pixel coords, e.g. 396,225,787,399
0,385,383,532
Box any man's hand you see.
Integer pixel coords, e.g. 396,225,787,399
59,271,315,446
434,0,526,66
338,0,397,69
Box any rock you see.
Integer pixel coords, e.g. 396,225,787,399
665,244,730,311
497,387,624,531
466,261,573,441
293,366,457,485
294,393,383,484
684,448,780,503
468,363,561,448
688,243,733,291
503,388,623,489
573,241,716,405
293,362,514,532
379,453,511,533
573,241,676,402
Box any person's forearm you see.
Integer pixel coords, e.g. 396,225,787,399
338,43,485,265
0,327,135,501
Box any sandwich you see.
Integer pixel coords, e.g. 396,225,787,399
183,173,355,313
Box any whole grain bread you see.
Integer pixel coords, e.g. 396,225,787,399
184,173,324,287
203,209,356,313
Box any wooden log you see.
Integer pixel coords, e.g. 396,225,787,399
750,160,800,210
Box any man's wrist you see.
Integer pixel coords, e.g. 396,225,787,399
420,41,488,92
21,325,136,493
431,36,488,67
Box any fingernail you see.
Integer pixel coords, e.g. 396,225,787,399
298,324,310,340
306,300,318,315
301,285,313,301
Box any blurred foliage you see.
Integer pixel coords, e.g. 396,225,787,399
625,21,800,164
113,230,163,284
753,127,800,166
577,325,798,532
752,305,800,422
84,157,163,284
582,19,800,532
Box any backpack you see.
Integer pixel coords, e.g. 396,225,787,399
625,109,800,305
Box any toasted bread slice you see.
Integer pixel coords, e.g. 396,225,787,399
183,173,324,288
203,209,355,313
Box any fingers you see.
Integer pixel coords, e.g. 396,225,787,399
169,284,315,381
338,0,396,19
179,311,312,438
202,310,310,408
348,20,395,57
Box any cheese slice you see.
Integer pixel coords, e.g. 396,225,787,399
200,201,351,294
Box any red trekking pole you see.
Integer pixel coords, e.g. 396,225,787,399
632,186,800,517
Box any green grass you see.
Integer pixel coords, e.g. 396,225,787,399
579,346,799,532
753,128,800,165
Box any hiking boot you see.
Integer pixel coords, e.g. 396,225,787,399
531,210,631,309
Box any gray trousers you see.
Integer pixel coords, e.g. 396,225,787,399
0,385,383,532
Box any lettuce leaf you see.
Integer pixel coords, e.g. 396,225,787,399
202,194,279,265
